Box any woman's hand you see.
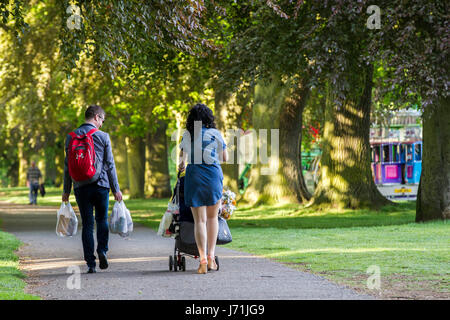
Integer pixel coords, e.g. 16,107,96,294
178,150,186,172
178,160,185,172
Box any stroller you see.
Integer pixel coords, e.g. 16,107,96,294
167,171,220,272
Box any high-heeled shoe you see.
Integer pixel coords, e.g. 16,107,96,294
197,258,207,274
207,255,218,271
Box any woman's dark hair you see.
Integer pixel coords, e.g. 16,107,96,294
185,103,216,137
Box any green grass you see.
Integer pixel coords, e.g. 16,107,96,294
230,203,449,297
0,186,448,298
0,230,40,300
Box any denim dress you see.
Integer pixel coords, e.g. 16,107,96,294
179,127,227,207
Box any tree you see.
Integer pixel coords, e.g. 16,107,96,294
242,76,312,204
57,0,221,77
416,99,450,221
0,0,82,186
374,1,449,220
313,64,389,208
145,120,171,198
217,1,314,204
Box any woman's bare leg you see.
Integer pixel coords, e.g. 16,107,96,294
206,200,221,260
191,206,207,262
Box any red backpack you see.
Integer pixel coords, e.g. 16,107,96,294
68,128,98,182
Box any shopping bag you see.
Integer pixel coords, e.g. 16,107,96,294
120,201,133,237
157,200,178,237
56,202,78,237
109,201,133,237
39,183,46,197
216,216,232,245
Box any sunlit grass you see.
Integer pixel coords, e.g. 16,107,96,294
0,231,40,300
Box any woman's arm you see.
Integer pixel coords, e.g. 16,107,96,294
222,148,229,163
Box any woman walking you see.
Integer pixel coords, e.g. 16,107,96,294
178,103,228,274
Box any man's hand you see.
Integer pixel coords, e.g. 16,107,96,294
62,193,70,202
114,191,123,202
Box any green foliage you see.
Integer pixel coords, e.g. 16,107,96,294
0,230,40,300
56,0,222,78
0,1,447,204
301,87,325,153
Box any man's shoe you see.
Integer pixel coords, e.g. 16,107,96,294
98,252,108,270
87,267,96,274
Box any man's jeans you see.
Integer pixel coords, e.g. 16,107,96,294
29,183,39,204
74,183,110,268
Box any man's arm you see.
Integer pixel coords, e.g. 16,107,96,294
104,133,122,201
62,135,72,202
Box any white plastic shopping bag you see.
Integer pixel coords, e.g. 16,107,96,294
109,201,133,237
157,200,177,237
56,202,78,237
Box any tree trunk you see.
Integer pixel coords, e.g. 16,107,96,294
8,159,19,187
44,151,57,185
416,97,450,221
18,141,28,187
111,134,129,191
54,137,66,187
242,76,311,205
280,81,312,203
44,133,57,185
312,65,390,209
214,88,243,194
126,136,145,199
145,121,171,198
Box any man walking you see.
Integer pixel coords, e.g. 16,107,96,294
62,105,122,274
26,161,42,205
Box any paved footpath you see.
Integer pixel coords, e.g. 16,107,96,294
0,201,374,300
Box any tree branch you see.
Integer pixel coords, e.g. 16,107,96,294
0,23,11,32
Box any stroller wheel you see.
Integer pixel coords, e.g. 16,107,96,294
181,256,186,271
169,256,173,271
173,255,178,272
215,256,219,271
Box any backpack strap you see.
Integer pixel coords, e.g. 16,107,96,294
68,132,77,139
68,128,98,139
86,128,98,136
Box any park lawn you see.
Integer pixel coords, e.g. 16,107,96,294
0,230,40,300
0,187,448,299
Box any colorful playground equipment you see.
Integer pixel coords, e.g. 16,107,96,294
371,141,422,185
370,140,422,200
369,109,422,200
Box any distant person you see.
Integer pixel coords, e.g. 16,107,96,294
178,103,228,274
26,161,42,205
62,105,122,274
